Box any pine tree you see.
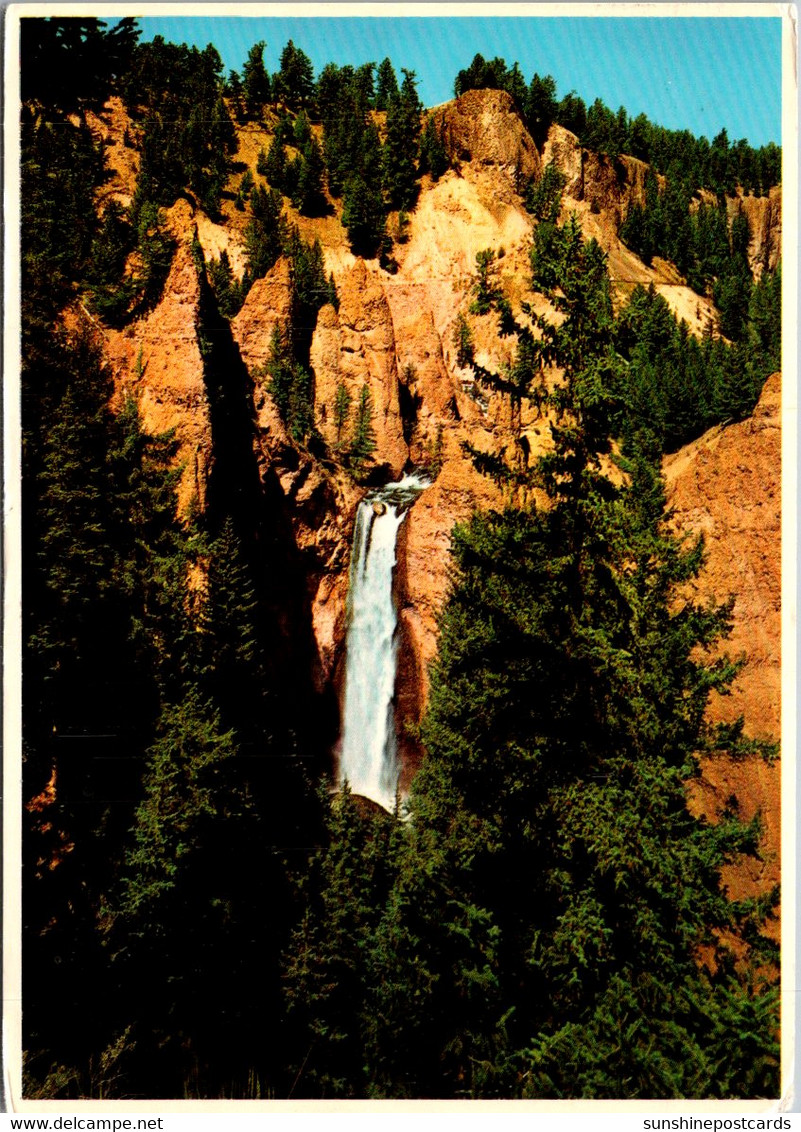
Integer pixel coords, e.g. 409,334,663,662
349,383,377,468
261,132,288,192
275,39,315,111
104,690,278,1095
524,73,557,148
242,40,271,118
418,113,449,181
382,70,423,211
244,185,285,279
333,382,352,450
342,171,386,258
283,787,400,1097
525,161,566,221
374,57,399,111
293,135,327,216
226,68,245,120
363,214,778,1099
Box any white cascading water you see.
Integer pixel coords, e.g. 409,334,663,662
339,473,429,810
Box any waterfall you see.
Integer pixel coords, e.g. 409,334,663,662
339,473,429,810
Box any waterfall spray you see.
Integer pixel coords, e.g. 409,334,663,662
339,473,429,810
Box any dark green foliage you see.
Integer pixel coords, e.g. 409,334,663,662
583,98,622,156
264,326,317,445
381,70,423,211
620,178,764,322
207,249,246,319
21,105,104,321
374,57,399,111
123,38,236,217
318,62,379,201
260,132,288,190
234,168,254,211
251,226,336,443
470,249,501,315
283,788,401,1097
557,90,587,137
349,383,377,467
293,110,312,147
244,184,286,279
22,329,193,1091
225,68,245,121
292,134,328,216
287,230,335,320
525,161,566,221
275,39,315,112
524,73,557,148
613,277,779,450
85,201,136,323
103,688,289,1096
132,200,175,310
342,121,386,257
453,311,475,369
418,113,449,181
21,16,140,109
241,40,271,118
713,208,753,340
333,382,352,449
454,53,524,108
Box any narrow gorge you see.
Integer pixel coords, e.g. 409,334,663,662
19,16,784,1101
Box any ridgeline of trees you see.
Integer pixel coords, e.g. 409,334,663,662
453,52,781,196
21,16,780,1101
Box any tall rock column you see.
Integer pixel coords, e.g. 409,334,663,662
311,259,408,477
105,209,213,516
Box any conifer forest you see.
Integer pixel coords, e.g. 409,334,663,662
18,16,782,1101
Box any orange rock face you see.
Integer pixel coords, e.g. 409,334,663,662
440,88,542,185
664,373,781,919
104,213,213,515
84,88,781,897
313,259,409,477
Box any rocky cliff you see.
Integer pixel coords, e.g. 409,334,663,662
665,372,781,917
84,88,781,902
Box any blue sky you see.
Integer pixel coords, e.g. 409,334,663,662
131,13,782,148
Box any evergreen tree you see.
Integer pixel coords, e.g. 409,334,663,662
525,161,566,221
275,39,315,111
244,185,285,279
293,135,327,216
208,248,246,320
349,383,377,468
234,168,254,212
104,690,280,1096
470,248,501,315
85,201,136,323
242,40,271,118
283,787,400,1097
342,170,386,259
524,73,557,148
418,113,449,181
264,324,317,445
225,68,245,120
333,382,352,450
557,90,587,138
361,215,778,1099
21,16,140,110
374,57,399,110
261,132,288,192
381,69,423,212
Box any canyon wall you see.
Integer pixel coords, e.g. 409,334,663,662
85,88,781,899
